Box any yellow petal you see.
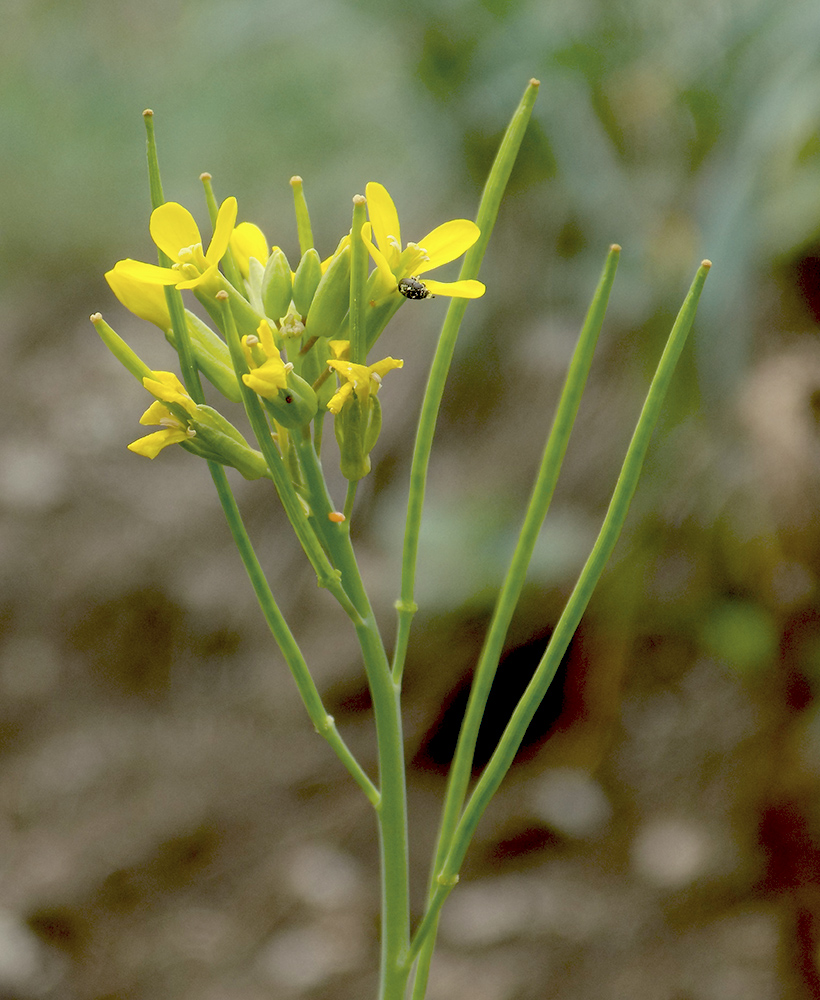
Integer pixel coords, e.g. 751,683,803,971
145,370,187,392
205,196,238,266
175,263,219,290
368,357,404,379
143,371,191,407
128,427,189,459
231,222,270,277
115,258,183,286
150,202,202,261
256,319,278,357
414,219,480,272
242,355,288,398
421,278,485,299
106,262,171,328
327,359,369,386
328,340,350,360
327,380,354,414
361,226,397,290
138,400,175,426
365,182,402,269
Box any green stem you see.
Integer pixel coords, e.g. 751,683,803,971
410,260,712,966
392,78,540,687
291,432,410,998
209,460,378,804
344,480,358,522
412,243,621,992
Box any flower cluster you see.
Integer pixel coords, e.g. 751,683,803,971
97,178,484,491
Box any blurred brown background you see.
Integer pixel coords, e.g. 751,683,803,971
3,0,820,997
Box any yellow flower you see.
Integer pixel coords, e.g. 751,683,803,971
240,321,318,426
126,370,270,477
240,320,289,398
230,222,270,279
114,197,238,291
105,260,172,328
363,182,484,299
326,356,404,415
128,372,197,459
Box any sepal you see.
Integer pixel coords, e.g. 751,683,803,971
292,249,322,316
185,405,271,479
262,248,293,322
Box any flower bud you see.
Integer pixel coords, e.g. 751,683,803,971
292,248,322,316
263,370,318,429
186,405,270,480
262,248,293,321
333,394,383,481
243,355,318,430
305,245,351,341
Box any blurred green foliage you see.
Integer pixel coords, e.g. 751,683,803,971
4,0,820,393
